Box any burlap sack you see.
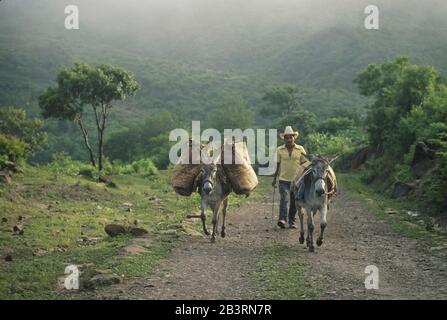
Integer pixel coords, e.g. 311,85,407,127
327,165,337,195
171,140,202,196
221,141,258,195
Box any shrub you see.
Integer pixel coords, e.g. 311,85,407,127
306,132,356,156
419,164,447,211
360,156,394,186
78,167,96,179
0,107,47,156
131,158,158,176
0,133,28,166
47,152,95,177
114,158,158,176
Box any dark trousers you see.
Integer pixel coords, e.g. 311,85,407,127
278,180,297,224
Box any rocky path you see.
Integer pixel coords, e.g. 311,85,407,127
81,189,447,300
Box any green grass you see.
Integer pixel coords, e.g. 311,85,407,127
0,165,270,299
339,172,446,251
254,245,321,299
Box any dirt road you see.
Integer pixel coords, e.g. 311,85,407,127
83,189,447,300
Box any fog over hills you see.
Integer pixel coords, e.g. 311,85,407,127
1,0,446,113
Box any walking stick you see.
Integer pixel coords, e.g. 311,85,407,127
271,185,276,228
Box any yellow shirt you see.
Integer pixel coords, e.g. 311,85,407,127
276,144,308,182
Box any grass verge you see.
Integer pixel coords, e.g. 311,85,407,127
0,166,270,299
338,172,446,252
254,244,321,299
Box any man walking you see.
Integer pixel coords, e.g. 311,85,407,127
272,126,309,229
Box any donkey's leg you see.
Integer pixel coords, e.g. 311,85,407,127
221,198,228,238
316,203,328,247
211,203,221,243
200,200,210,236
297,205,305,244
306,208,315,252
305,207,310,245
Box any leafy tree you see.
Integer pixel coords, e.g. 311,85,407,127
262,84,304,117
329,108,362,123
106,129,141,163
355,56,447,211
354,56,441,156
38,62,140,171
106,110,175,168
207,96,254,132
32,120,87,163
317,117,356,134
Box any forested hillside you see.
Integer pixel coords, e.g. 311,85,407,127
1,0,447,179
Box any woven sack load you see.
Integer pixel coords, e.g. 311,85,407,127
327,165,337,196
171,140,202,196
221,140,258,195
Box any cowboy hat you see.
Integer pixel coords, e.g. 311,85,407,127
279,126,299,139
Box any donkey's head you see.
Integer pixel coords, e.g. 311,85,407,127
311,157,330,197
200,163,218,195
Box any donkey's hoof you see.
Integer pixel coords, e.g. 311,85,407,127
309,246,315,252
210,236,216,243
316,238,323,247
221,231,226,238
299,236,305,244
204,230,210,236
306,240,312,248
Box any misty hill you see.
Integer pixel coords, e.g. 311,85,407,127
0,0,374,118
1,0,447,161
4,0,444,87
3,0,446,111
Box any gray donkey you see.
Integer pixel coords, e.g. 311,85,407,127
198,163,232,242
293,157,336,252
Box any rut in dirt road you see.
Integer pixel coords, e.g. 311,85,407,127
84,189,447,300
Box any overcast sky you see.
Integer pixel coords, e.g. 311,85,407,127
2,0,446,35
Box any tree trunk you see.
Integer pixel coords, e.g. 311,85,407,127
97,103,108,172
76,116,96,168
98,127,104,171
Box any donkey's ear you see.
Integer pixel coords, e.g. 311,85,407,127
201,142,212,155
201,142,209,149
328,155,339,164
202,143,221,165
